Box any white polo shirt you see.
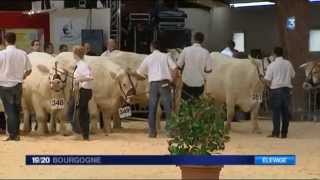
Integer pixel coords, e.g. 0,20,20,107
0,45,32,87
221,47,234,57
74,60,93,89
137,50,177,82
264,57,295,89
177,43,213,87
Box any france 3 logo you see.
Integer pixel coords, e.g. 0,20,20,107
287,16,296,31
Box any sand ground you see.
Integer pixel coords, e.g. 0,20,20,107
0,120,319,179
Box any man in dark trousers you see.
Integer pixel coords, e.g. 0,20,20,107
264,47,295,139
136,41,178,138
0,32,32,141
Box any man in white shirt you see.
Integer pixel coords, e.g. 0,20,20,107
136,41,178,138
264,47,295,139
221,40,238,57
101,38,117,56
177,32,213,101
0,32,32,141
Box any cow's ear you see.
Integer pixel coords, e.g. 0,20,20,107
300,61,315,69
37,64,50,74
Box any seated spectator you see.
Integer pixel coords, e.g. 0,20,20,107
44,42,55,56
221,40,239,58
29,40,41,53
82,42,97,56
59,44,69,53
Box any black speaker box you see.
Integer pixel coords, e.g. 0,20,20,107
64,0,97,9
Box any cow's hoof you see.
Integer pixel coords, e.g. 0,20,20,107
61,131,72,136
252,128,262,134
35,132,46,136
20,130,30,136
50,129,57,134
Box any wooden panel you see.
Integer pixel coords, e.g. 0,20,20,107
276,0,310,117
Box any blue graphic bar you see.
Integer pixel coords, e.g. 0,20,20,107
25,155,295,166
255,155,296,165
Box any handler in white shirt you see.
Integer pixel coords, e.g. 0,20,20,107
72,45,93,140
136,40,178,138
177,32,213,101
0,32,32,141
264,47,295,139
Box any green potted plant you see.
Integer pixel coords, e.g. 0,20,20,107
168,97,230,180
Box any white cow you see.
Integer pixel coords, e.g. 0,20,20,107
55,52,136,135
204,52,265,133
22,52,71,135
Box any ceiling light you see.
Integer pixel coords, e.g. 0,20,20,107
230,1,275,8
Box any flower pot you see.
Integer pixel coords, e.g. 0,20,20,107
180,165,223,180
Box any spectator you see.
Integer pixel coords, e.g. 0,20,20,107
44,42,55,56
221,40,239,58
101,38,117,56
0,32,32,141
82,42,97,56
59,44,69,53
30,40,41,53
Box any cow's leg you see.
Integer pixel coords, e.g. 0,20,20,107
49,111,57,134
35,110,48,135
113,112,122,129
22,110,31,133
102,110,112,136
250,102,261,134
21,97,31,133
57,111,70,136
226,97,236,131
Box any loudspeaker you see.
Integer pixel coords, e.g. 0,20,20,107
81,29,104,55
64,0,97,9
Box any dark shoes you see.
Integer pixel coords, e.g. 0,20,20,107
281,134,287,139
267,134,279,138
267,134,287,139
148,133,157,138
3,136,20,141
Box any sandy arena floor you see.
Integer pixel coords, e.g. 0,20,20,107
0,120,319,179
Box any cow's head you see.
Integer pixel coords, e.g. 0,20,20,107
110,68,137,104
300,61,320,89
37,61,69,93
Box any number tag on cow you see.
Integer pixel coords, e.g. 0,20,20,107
252,94,263,103
50,98,65,110
118,106,132,119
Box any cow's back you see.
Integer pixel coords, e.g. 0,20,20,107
206,53,262,108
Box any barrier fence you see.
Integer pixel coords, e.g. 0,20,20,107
303,86,320,122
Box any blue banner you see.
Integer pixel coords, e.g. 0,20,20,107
25,155,295,166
